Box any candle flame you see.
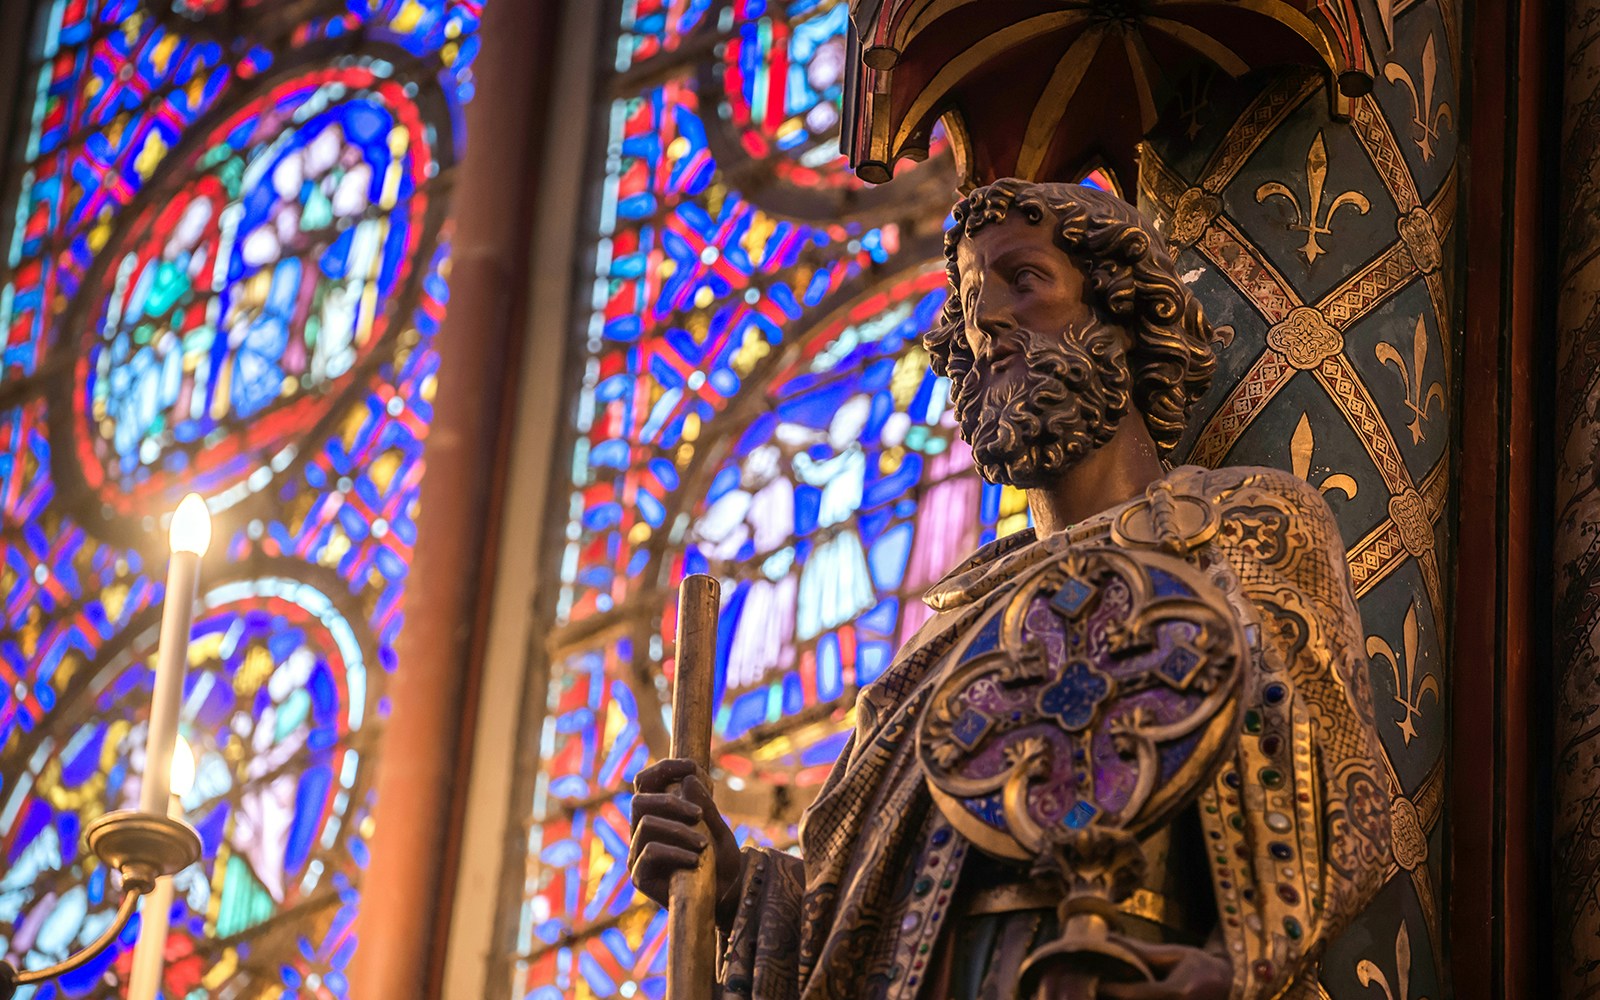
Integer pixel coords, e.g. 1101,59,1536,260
170,734,196,798
169,494,211,556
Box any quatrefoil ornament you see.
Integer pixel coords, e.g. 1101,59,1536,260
916,545,1248,863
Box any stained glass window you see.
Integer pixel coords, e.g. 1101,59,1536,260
505,2,1013,996
0,1,481,996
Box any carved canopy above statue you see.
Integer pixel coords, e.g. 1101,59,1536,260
842,0,1375,190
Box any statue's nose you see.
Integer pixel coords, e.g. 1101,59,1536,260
972,289,1018,336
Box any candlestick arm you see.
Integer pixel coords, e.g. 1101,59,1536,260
0,887,141,998
0,811,202,1000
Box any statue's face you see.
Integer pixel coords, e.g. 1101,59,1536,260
955,213,1098,383
947,211,1133,488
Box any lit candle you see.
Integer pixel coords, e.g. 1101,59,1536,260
128,736,195,1000
140,495,210,816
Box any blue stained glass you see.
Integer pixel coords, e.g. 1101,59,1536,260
518,1,987,995
726,690,767,738
868,521,914,591
0,0,485,995
865,453,924,508
802,729,851,767
858,641,893,684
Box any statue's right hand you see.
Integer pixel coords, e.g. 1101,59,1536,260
630,758,744,930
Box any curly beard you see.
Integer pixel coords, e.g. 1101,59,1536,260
950,324,1133,488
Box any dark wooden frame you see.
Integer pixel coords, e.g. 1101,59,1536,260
1451,0,1558,993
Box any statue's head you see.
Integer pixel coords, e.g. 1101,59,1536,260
925,179,1216,488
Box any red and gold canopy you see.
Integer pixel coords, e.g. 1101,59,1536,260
843,0,1374,190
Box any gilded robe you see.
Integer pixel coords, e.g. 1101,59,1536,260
719,466,1393,1000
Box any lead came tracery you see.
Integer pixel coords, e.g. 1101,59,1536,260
0,2,482,996
511,1,987,995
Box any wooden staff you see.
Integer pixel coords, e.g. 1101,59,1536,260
668,573,721,1000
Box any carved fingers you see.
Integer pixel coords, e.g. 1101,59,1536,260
629,758,746,929
628,811,711,907
634,757,699,794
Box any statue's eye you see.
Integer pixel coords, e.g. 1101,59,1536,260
1014,267,1043,290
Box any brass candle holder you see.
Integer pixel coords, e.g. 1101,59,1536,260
1,495,211,998
0,813,201,999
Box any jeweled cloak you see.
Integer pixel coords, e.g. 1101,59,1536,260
718,466,1393,1000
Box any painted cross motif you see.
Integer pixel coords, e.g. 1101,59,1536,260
952,708,992,749
1385,33,1454,163
1366,600,1440,745
1037,660,1112,731
920,547,1247,882
1180,72,1213,141
1255,131,1372,265
1376,316,1446,445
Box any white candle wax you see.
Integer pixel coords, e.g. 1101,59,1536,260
139,495,209,817
127,794,184,1000
127,876,174,1000
139,552,198,816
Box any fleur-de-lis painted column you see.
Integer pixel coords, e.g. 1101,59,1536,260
1140,10,1459,992
1552,11,1600,996
844,0,1460,992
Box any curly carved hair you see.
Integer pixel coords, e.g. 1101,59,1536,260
925,179,1216,458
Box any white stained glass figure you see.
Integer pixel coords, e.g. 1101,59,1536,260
696,488,753,562
743,444,795,555
793,397,875,640
726,574,798,690
317,220,383,380
332,161,374,219
748,477,795,555
231,257,299,418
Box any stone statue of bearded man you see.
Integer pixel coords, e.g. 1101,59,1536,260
630,180,1393,1000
